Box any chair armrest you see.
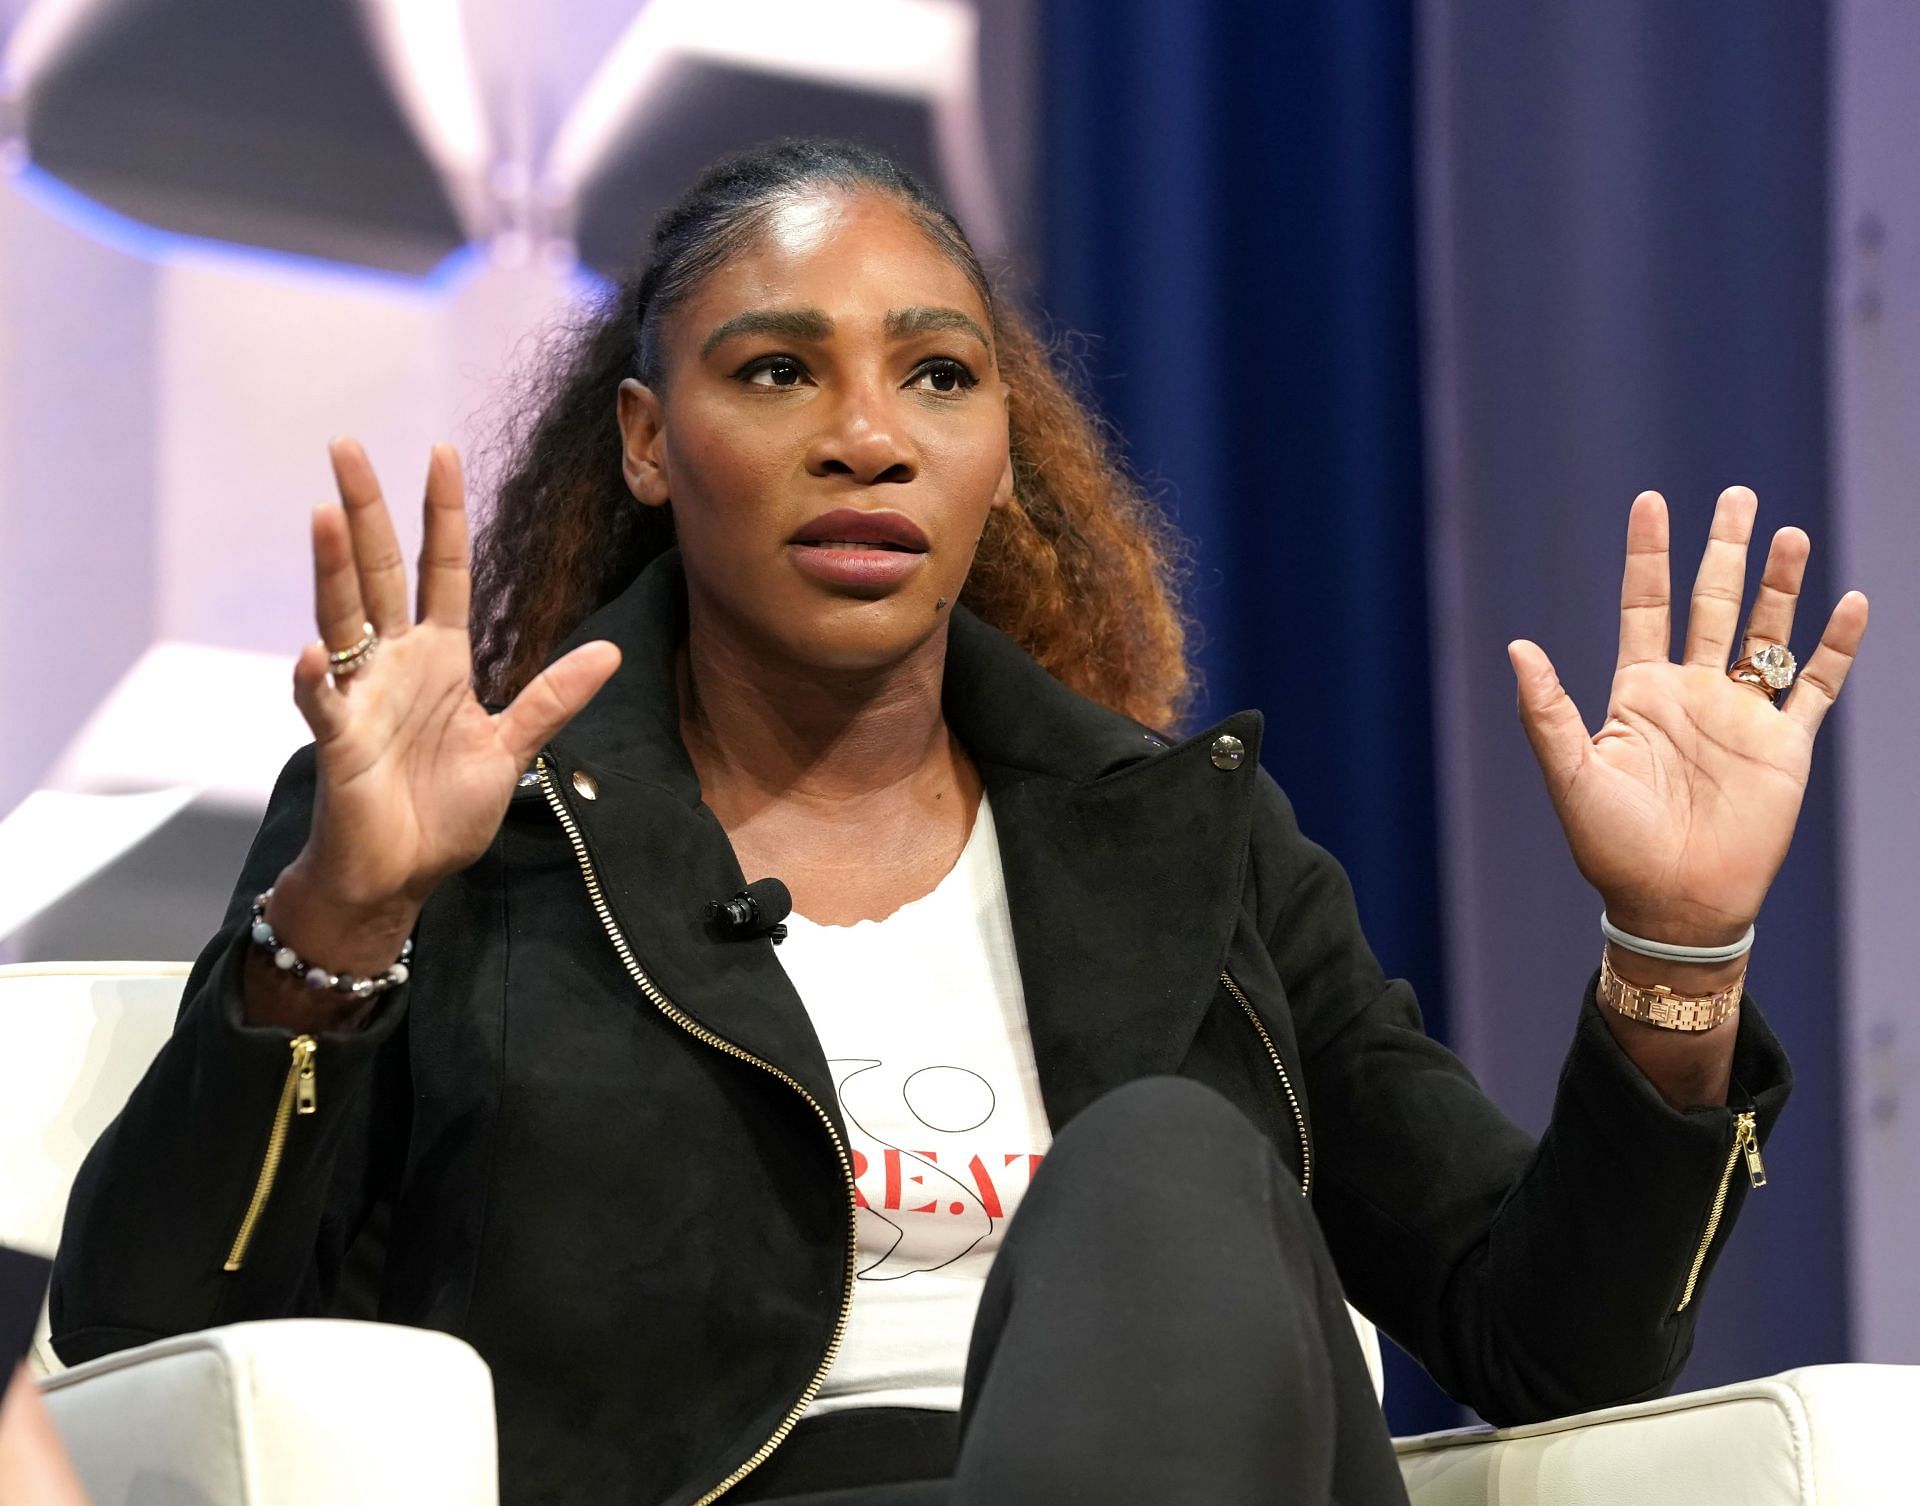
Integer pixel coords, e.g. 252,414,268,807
39,1319,497,1506
1395,1363,1920,1506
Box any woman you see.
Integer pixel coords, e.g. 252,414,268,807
51,140,1867,1505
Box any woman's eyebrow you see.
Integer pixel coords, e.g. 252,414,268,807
886,306,992,352
700,308,833,359
698,305,992,361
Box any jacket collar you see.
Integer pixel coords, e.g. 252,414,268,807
548,549,1188,794
542,551,1264,1130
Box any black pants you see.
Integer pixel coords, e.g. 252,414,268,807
734,1077,1410,1505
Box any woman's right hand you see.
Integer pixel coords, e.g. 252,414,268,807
266,438,619,982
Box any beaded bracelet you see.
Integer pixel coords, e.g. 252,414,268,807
248,888,413,999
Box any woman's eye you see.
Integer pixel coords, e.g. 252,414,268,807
908,359,978,395
741,357,809,388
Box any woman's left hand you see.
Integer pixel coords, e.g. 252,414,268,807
1509,486,1869,945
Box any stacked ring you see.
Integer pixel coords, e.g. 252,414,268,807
327,621,379,679
1727,643,1796,705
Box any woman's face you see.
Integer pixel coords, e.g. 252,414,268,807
618,188,1013,676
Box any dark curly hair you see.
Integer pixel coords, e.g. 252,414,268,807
470,138,1193,729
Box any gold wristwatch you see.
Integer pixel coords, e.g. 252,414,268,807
1597,948,1744,1032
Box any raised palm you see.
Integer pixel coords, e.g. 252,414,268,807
1511,488,1868,944
288,439,619,909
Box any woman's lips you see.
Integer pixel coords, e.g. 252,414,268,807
786,540,928,591
786,508,930,592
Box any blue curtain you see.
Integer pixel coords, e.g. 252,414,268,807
1036,0,1457,1433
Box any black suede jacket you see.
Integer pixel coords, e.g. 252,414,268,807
52,552,1791,1506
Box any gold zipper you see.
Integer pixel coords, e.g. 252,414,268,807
1221,970,1311,1197
537,757,858,1504
1675,1109,1764,1313
223,1035,318,1272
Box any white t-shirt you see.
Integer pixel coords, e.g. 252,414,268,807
775,797,1051,1415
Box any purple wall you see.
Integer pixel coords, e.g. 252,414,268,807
1420,0,1846,1383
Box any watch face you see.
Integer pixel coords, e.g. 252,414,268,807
0,1245,53,1378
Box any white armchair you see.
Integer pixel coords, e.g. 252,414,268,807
4,961,1912,1505
1,963,496,1506
37,1321,496,1506
1393,1363,1918,1503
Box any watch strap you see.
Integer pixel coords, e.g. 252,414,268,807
1598,948,1744,1032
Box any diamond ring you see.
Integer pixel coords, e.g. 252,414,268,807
326,621,379,680
1728,643,1796,705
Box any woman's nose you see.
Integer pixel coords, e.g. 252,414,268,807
804,393,917,485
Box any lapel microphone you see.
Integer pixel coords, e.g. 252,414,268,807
706,877,793,943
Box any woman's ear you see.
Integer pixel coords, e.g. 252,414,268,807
617,378,670,507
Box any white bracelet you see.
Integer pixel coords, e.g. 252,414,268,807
1601,910,1755,965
